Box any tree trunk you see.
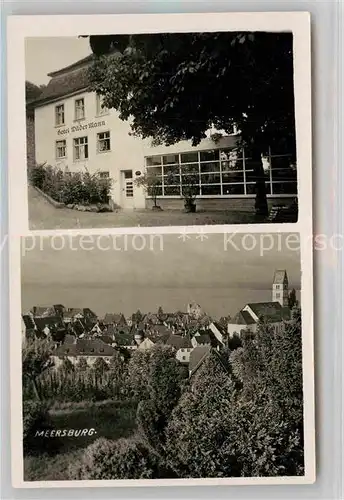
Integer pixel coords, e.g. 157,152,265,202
32,378,41,401
251,146,269,219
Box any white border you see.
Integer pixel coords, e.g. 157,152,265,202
7,11,311,237
7,11,314,489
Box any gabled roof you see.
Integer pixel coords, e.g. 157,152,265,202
166,334,192,350
103,313,127,325
34,316,64,333
114,332,135,347
189,345,212,376
55,338,115,357
189,346,229,377
31,306,55,317
246,302,290,322
22,314,36,330
273,270,288,285
33,57,93,106
232,310,257,325
193,332,212,345
98,335,115,346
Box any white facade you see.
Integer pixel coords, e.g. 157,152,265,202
34,85,297,209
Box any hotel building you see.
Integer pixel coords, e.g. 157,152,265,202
29,55,298,210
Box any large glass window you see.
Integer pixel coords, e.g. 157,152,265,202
145,147,297,197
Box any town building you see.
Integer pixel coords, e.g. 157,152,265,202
30,54,298,211
52,338,115,367
227,270,292,337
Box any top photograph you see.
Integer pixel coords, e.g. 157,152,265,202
25,32,299,230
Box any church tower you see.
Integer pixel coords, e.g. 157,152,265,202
272,270,289,307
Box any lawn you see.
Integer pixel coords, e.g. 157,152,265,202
24,400,137,481
28,185,257,229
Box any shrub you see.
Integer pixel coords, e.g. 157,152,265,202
68,437,161,480
29,162,46,190
23,400,59,456
29,164,112,205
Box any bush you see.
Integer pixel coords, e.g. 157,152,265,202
68,437,162,480
23,400,59,456
29,164,112,205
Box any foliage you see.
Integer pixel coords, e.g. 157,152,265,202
178,164,199,204
165,351,241,478
87,32,296,216
22,400,58,456
68,437,161,480
25,81,46,103
132,309,144,324
92,357,109,375
23,364,130,403
22,338,54,400
76,357,88,372
288,288,298,309
29,164,112,205
134,171,162,208
59,358,75,374
166,314,304,478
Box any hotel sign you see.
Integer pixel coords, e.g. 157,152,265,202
57,120,106,136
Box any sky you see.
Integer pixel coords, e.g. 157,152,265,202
25,37,91,86
21,233,301,319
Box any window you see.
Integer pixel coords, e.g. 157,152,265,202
96,94,108,116
276,293,281,298
56,140,67,159
144,148,297,198
74,98,85,120
55,104,65,126
99,171,109,179
73,136,88,161
97,131,111,152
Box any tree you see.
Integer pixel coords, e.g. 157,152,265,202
166,316,304,478
288,288,298,309
86,32,296,217
76,357,88,372
22,338,54,400
59,357,75,374
92,357,109,376
132,309,144,324
166,350,242,478
157,306,164,319
25,81,46,103
134,170,162,209
68,437,162,480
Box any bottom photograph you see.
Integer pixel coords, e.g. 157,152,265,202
19,232,308,483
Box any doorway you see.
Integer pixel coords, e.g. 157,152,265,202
120,170,134,208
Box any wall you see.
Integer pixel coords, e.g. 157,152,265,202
26,112,36,172
34,90,296,210
34,91,148,208
227,323,257,337
147,196,294,212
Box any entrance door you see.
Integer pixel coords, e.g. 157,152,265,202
121,170,134,208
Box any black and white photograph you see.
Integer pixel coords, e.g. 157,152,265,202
7,12,314,489
19,232,309,484
25,30,299,230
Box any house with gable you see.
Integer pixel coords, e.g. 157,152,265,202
166,333,193,364
188,345,229,379
52,338,115,367
227,270,292,338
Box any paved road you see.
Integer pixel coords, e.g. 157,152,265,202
28,185,255,230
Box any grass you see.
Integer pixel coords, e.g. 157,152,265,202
24,399,138,481
28,184,258,229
